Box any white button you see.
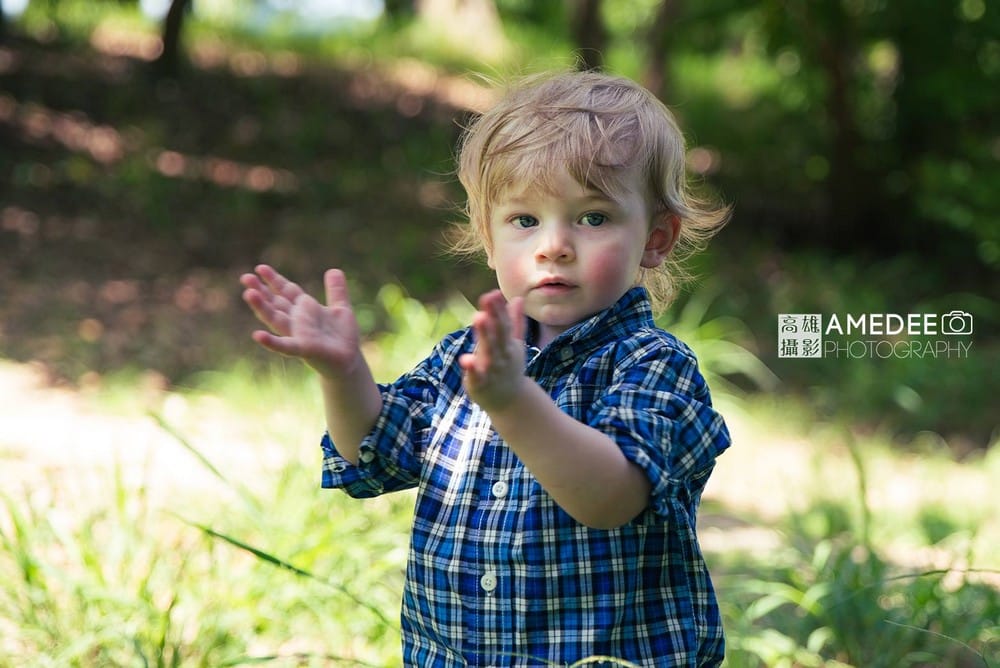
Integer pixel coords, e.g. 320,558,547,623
491,481,508,498
480,571,497,593
359,449,375,464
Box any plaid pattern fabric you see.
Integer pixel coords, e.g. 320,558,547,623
322,288,730,666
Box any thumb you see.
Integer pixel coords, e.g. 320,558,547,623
324,268,351,308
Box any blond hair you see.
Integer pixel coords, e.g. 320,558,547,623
448,70,729,310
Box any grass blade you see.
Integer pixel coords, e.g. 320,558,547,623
175,514,395,628
150,411,260,511
882,619,992,668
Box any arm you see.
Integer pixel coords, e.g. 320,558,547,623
459,291,651,529
240,264,382,464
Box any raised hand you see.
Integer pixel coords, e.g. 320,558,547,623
459,290,527,412
240,264,363,379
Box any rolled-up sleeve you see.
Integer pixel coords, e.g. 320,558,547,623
587,342,730,516
320,383,425,497
321,332,466,497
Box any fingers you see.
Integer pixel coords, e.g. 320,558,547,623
462,290,527,411
474,290,505,359
324,268,351,308
241,278,293,336
466,290,521,373
242,265,347,337
251,329,305,358
240,265,304,311
254,264,304,303
468,309,494,373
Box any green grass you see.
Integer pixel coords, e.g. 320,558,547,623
710,420,1000,667
0,415,413,667
2,293,997,667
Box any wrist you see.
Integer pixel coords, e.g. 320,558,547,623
482,376,540,424
313,348,366,383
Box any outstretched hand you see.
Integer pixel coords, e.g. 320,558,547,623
459,290,527,412
240,264,363,379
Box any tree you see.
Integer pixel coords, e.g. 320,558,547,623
153,0,192,79
383,0,417,24
750,0,999,259
572,0,606,71
643,0,682,100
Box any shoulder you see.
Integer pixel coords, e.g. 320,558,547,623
389,326,474,387
417,327,473,371
429,327,475,362
592,326,707,396
606,325,698,367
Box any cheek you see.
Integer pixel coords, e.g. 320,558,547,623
582,243,638,285
491,250,528,289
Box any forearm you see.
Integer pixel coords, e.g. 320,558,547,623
319,354,383,465
487,379,651,529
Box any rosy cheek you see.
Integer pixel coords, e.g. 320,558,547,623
583,249,629,284
493,254,526,291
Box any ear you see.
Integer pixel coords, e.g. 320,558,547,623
640,213,679,268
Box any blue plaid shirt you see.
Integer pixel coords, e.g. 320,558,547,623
321,287,730,666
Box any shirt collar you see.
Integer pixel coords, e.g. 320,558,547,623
525,286,655,356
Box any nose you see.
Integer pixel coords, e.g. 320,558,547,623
534,223,575,263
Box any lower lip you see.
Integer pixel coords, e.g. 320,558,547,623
535,284,574,296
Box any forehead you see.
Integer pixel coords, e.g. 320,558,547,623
498,169,609,205
491,158,644,211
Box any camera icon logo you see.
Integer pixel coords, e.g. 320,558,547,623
940,310,973,335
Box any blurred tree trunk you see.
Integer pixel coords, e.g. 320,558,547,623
643,0,681,100
0,0,6,43
821,29,865,243
786,1,878,249
572,0,606,71
153,0,191,79
384,0,417,23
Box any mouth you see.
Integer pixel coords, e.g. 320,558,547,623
534,277,575,292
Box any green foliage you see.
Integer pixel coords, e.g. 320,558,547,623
726,527,1000,667
703,247,1000,445
916,147,1000,267
719,431,1000,668
0,474,244,666
657,283,779,402
362,283,474,382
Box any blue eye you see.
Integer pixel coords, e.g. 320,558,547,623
511,215,539,229
580,212,607,227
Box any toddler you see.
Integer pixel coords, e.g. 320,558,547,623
242,70,731,666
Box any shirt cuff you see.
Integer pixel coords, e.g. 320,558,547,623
320,432,385,497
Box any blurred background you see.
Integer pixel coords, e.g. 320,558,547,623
0,1,998,666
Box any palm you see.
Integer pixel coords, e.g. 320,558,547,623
286,292,359,374
241,265,361,378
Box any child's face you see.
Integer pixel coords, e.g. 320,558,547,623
486,167,675,347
